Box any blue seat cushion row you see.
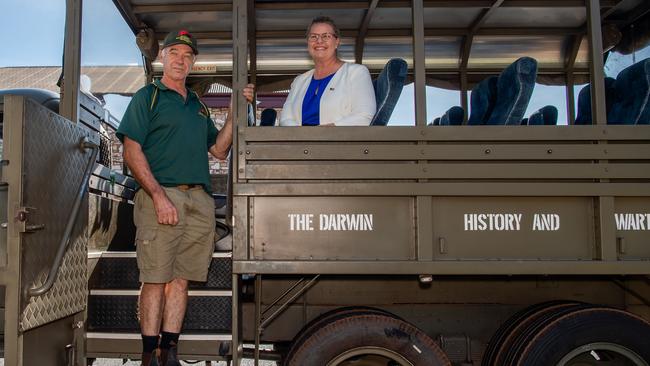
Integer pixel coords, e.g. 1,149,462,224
575,77,616,125
430,117,441,126
440,106,464,126
486,57,538,125
528,105,558,125
371,58,408,126
260,108,277,126
608,57,650,125
467,76,498,125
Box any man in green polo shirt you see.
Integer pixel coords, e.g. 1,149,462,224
116,29,253,366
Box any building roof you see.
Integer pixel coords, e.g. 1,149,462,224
0,66,145,95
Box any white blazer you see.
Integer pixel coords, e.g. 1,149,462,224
280,62,376,126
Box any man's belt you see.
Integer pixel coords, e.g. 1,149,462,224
176,184,200,191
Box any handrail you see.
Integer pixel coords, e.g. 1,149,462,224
28,139,99,297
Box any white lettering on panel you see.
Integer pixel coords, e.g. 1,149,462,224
615,213,650,231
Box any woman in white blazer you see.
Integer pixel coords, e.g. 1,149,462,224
280,17,376,126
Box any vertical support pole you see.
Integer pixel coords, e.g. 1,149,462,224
460,71,469,123
233,0,248,182
564,33,582,125
459,34,473,124
231,2,248,365
566,72,576,125
60,0,83,123
231,274,243,366
254,275,262,366
73,312,86,366
412,0,426,126
586,0,607,125
586,0,614,259
247,0,257,104
3,96,26,366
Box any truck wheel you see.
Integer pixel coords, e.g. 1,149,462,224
516,307,650,366
501,303,594,365
283,306,397,365
483,300,582,366
284,313,450,366
283,306,398,366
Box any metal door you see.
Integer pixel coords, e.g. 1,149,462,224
1,95,98,365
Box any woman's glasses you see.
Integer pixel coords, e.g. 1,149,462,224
307,33,337,42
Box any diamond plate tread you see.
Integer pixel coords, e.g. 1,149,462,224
19,99,96,331
98,133,112,167
21,233,88,331
89,257,232,289
87,295,231,333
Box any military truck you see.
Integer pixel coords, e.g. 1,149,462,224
1,0,650,365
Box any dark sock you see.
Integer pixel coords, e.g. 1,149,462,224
142,334,160,353
159,331,180,350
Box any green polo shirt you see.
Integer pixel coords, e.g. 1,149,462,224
116,80,218,192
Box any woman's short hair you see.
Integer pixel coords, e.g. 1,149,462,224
306,16,341,39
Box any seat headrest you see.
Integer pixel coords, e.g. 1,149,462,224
608,58,650,125
528,105,558,125
486,57,538,125
260,108,277,126
575,77,616,125
440,106,464,126
371,58,408,126
467,76,498,125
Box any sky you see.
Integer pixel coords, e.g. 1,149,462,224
1,0,141,118
2,0,649,124
1,0,141,66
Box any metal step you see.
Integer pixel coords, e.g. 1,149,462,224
88,252,232,290
86,332,231,360
87,290,232,333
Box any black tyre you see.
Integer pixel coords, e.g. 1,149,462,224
284,313,451,366
501,303,594,366
516,307,650,366
283,306,398,366
482,300,581,366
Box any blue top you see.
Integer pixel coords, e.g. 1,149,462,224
301,73,336,126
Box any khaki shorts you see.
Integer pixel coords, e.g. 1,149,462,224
134,186,215,283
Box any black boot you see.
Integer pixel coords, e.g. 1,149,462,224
159,346,181,366
141,351,158,366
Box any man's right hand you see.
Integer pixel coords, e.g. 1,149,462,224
152,191,179,225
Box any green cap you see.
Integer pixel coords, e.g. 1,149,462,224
162,30,199,55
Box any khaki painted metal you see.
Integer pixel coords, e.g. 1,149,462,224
1,96,96,365
615,197,650,259
43,0,650,363
60,0,83,124
222,1,650,361
252,196,415,260
232,1,248,363
233,125,650,275
240,276,631,343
